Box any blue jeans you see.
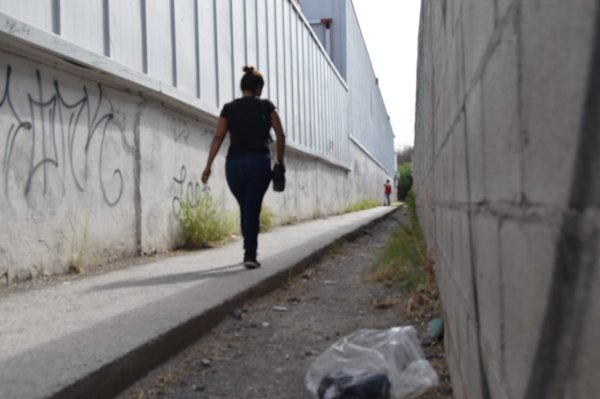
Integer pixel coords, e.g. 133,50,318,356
225,154,272,258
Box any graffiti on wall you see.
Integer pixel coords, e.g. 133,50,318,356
171,121,214,216
172,164,205,216
0,65,128,207
172,117,192,144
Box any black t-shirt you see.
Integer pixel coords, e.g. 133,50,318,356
220,97,275,157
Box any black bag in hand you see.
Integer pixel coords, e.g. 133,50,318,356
272,163,285,192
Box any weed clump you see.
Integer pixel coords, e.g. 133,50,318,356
68,260,84,274
281,215,298,226
179,196,235,249
260,205,274,232
68,214,88,274
345,199,381,213
397,162,413,201
371,188,430,291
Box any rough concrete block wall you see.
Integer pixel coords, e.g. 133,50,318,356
414,0,600,398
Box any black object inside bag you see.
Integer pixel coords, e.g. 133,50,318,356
272,163,285,192
317,371,391,399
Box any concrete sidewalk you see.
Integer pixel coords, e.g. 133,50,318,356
0,206,398,399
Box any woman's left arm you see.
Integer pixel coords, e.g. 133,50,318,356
202,117,228,184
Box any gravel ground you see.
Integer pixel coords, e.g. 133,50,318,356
118,209,453,399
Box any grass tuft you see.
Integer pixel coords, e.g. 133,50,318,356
281,215,298,226
260,205,275,232
371,188,431,292
68,259,84,275
345,199,381,213
179,196,235,249
67,214,88,275
328,242,343,255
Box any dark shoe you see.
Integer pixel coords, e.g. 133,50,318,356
243,259,261,269
243,253,261,269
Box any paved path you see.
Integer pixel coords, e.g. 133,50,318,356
0,206,398,399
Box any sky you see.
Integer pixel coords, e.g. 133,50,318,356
351,0,421,150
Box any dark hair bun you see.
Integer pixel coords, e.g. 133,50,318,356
243,65,255,74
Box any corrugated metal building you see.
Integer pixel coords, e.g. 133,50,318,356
0,0,395,280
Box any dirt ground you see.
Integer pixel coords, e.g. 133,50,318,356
118,210,453,399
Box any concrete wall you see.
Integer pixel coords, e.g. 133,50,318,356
0,0,394,282
414,1,600,398
0,51,137,282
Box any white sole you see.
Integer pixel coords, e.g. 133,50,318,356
243,261,261,269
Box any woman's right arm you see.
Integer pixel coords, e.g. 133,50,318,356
271,110,286,164
201,117,228,184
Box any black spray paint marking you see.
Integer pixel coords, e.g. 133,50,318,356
0,65,125,207
172,165,204,216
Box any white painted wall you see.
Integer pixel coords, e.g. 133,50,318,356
0,46,390,283
301,0,395,172
345,2,395,173
0,0,394,172
0,0,55,33
300,0,348,79
0,51,137,281
0,0,395,282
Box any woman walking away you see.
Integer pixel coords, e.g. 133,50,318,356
202,66,286,269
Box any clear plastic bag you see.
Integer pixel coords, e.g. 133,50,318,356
305,326,439,399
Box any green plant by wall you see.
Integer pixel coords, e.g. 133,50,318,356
67,213,89,274
312,209,322,220
344,199,381,213
179,196,235,249
281,215,298,226
396,162,413,201
328,242,343,255
371,188,429,291
260,205,274,232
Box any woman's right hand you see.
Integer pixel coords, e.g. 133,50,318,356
201,166,211,184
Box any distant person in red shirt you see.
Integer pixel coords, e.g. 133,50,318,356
384,180,392,206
